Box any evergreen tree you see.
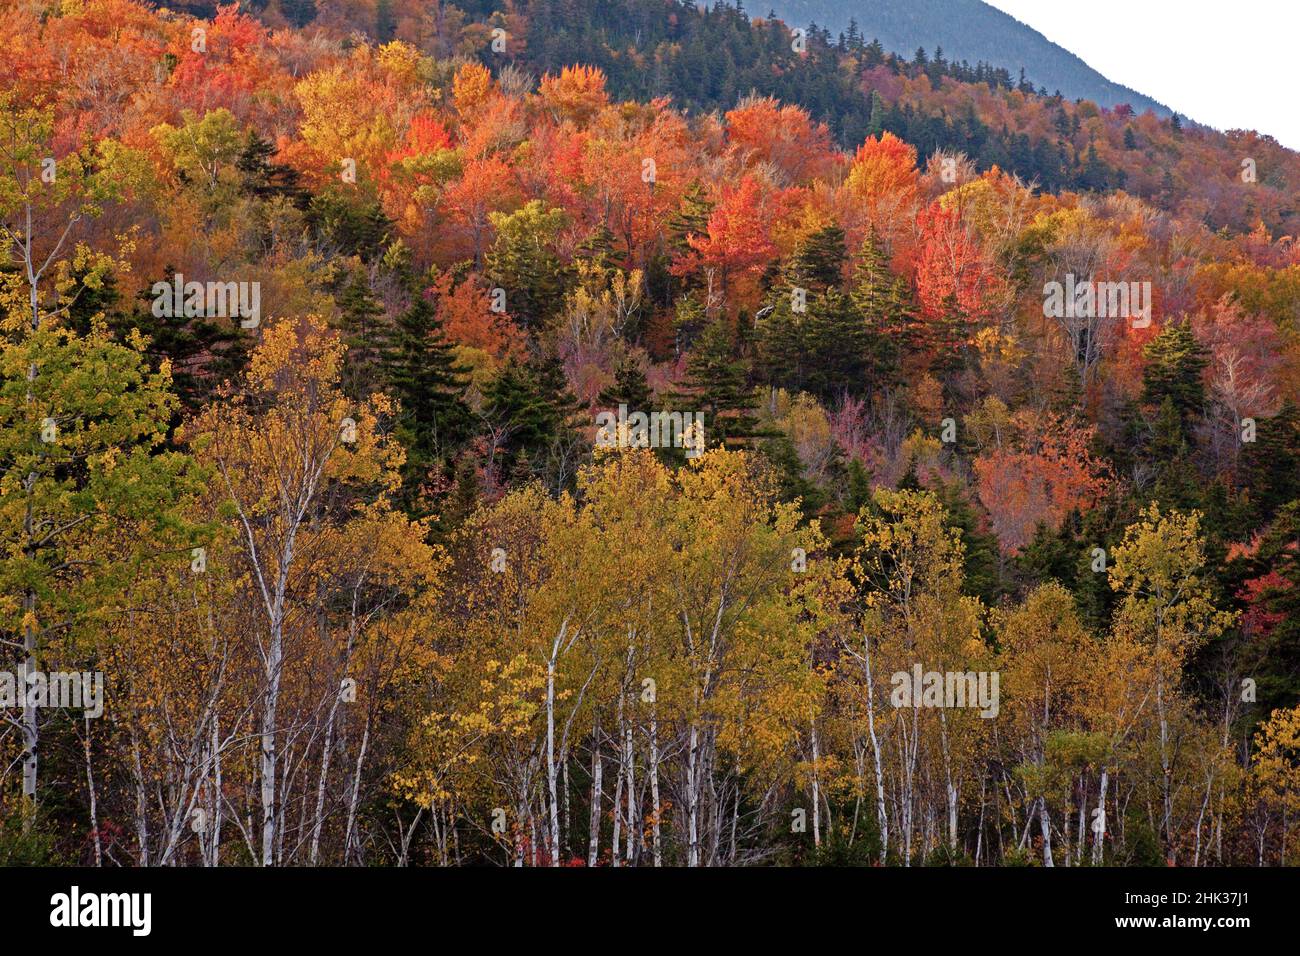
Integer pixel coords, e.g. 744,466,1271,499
118,269,251,417
785,223,847,293
845,456,873,514
484,201,569,330
1016,517,1081,593
598,352,654,410
805,289,875,398
669,181,713,249
334,266,391,399
576,222,621,278
1141,321,1208,424
928,291,971,378
482,357,583,486
849,228,911,382
431,454,483,541
307,191,393,262
383,289,472,511
1145,397,1203,511
237,131,309,207
866,90,887,136
281,0,317,28
675,316,756,446
376,0,396,42
1240,401,1300,521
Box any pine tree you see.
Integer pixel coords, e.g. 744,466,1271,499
281,0,317,29
598,352,654,410
809,289,878,398
752,293,811,395
335,266,391,399
121,268,251,416
935,480,1002,605
866,90,887,137
376,0,396,42
668,181,714,289
672,291,708,357
928,291,971,378
849,228,910,383
675,316,756,446
785,223,847,293
432,453,483,541
482,357,582,486
864,39,885,69
237,131,308,207
1146,397,1203,510
484,201,569,330
1240,401,1300,521
845,457,873,514
383,289,472,510
1142,321,1208,424
576,223,621,278
307,191,393,262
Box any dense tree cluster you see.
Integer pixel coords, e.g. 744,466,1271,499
0,0,1298,867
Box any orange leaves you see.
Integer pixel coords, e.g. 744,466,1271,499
913,201,1003,344
840,131,920,252
429,270,525,364
438,156,519,264
672,175,775,294
846,132,918,206
385,112,455,176
168,4,268,115
458,92,526,160
452,61,495,116
579,105,691,256
724,96,837,184
973,410,1112,554
538,65,610,127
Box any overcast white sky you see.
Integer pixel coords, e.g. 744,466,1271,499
983,0,1300,150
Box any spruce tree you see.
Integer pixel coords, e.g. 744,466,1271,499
849,227,910,383
576,223,621,278
598,352,654,411
484,201,569,330
676,316,756,447
237,131,308,207
119,268,251,416
669,182,712,250
1142,321,1208,424
482,357,583,485
335,266,391,399
785,223,847,293
383,289,472,511
1240,401,1300,521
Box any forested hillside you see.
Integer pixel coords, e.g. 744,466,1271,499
1,0,1298,868
762,0,1169,116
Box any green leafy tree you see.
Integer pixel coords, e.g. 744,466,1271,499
0,320,199,820
485,200,569,330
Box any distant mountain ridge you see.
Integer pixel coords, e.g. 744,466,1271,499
750,0,1172,117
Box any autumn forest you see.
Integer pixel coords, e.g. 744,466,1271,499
2,0,1299,871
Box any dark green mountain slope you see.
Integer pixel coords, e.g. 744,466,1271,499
755,0,1171,116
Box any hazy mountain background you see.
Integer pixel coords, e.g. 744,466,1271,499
751,0,1172,116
